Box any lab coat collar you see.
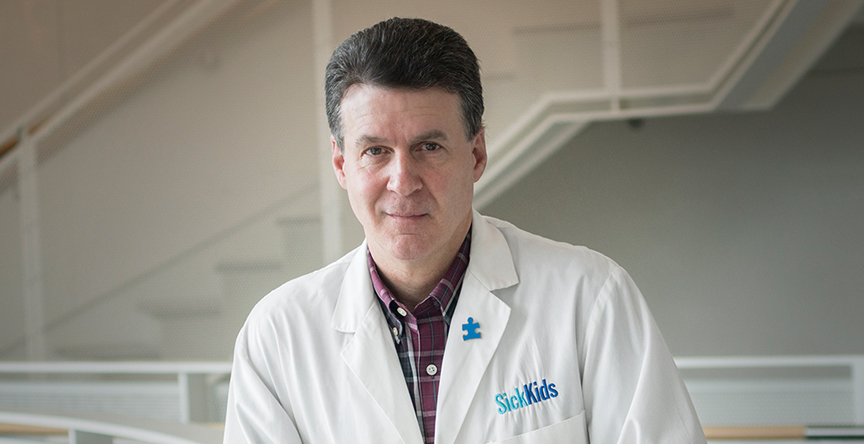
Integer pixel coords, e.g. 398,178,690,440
331,209,518,331
330,210,519,444
435,209,517,444
466,208,519,291
332,240,424,444
331,241,374,333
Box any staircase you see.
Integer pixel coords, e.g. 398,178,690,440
0,0,862,361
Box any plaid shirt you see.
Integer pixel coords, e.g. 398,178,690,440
367,229,471,444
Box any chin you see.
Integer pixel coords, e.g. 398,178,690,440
383,237,434,262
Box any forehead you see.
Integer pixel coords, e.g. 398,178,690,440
340,85,462,140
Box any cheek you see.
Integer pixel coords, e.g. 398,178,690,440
345,174,381,213
434,171,474,209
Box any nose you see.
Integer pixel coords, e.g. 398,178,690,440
386,151,422,196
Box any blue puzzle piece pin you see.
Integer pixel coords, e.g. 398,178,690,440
462,317,481,340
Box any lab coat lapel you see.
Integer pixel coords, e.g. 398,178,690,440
436,211,518,444
333,244,424,444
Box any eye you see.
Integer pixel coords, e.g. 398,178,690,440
364,147,384,156
420,142,441,151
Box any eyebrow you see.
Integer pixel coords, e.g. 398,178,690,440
411,129,448,144
355,135,388,147
354,130,448,149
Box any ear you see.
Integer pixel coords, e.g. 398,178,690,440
471,127,487,183
331,135,348,190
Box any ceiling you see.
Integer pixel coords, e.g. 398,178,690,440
0,0,168,138
2,0,863,150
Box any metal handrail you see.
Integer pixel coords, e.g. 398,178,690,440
0,409,222,444
676,354,864,369
0,361,231,374
0,361,232,424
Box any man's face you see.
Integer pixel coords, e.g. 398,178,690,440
332,85,486,267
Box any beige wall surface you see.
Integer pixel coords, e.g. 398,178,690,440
1,0,861,360
484,71,864,357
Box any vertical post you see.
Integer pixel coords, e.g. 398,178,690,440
179,372,210,423
178,372,191,423
312,0,343,264
853,359,864,424
601,0,622,112
18,128,47,361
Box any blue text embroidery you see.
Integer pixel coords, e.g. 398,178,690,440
495,379,558,414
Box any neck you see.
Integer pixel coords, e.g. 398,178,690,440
371,221,471,311
376,264,448,312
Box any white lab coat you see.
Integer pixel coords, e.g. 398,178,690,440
224,210,706,444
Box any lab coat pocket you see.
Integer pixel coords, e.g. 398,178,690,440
490,410,587,444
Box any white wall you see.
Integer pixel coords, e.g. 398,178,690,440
36,0,318,319
1,0,859,360
0,0,330,359
0,0,625,359
484,70,864,356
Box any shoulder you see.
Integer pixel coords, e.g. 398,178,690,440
476,213,636,333
480,214,620,280
239,246,359,338
477,215,653,367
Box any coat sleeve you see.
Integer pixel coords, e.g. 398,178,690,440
223,322,304,444
579,266,707,444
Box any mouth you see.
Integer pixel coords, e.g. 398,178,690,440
387,212,427,220
383,201,429,221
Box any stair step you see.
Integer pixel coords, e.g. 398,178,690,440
52,342,160,361
214,259,283,274
47,297,160,361
137,297,223,319
153,259,287,360
277,217,323,277
276,215,320,226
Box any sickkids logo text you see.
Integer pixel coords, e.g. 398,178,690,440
495,379,558,414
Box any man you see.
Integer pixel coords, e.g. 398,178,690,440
224,17,706,444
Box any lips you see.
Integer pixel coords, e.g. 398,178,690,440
387,213,427,219
383,203,429,219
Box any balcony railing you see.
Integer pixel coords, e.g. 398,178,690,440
0,361,231,424
1,355,863,443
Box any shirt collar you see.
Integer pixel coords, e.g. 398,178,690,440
367,227,472,323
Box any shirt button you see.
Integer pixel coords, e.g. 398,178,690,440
391,327,399,338
396,307,408,317
426,364,438,376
